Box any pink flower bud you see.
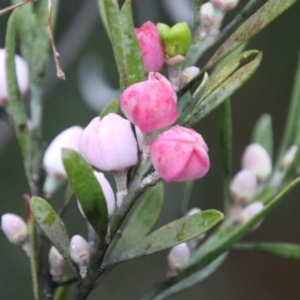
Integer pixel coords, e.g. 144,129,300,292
78,171,115,217
230,170,257,204
79,114,138,172
43,126,83,179
70,235,90,278
120,72,178,133
135,21,164,73
0,49,29,107
150,126,210,182
281,145,298,169
210,0,239,11
201,2,215,25
49,246,66,281
237,202,264,229
242,144,272,182
1,213,27,245
167,243,190,271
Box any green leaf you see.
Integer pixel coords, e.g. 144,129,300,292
99,99,119,118
235,242,300,261
155,253,227,300
219,99,232,215
30,197,72,264
205,0,297,70
182,51,262,127
192,0,203,44
62,149,108,240
112,183,164,255
111,210,224,263
103,0,144,90
251,114,273,158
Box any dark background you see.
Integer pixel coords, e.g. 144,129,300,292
0,0,300,299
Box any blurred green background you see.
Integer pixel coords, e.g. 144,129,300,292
1,0,300,299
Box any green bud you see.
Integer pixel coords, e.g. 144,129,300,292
157,22,192,58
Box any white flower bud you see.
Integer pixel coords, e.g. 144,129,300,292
242,144,272,182
0,49,29,107
43,126,83,179
1,213,27,245
181,66,200,86
210,0,239,11
167,243,190,271
49,246,66,281
186,207,201,216
281,145,298,169
230,169,257,204
237,202,264,230
70,235,90,278
200,2,215,26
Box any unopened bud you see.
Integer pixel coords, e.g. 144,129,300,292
281,145,298,169
70,235,90,278
242,144,272,182
167,243,191,271
49,246,66,281
230,170,257,204
237,202,264,230
200,2,215,26
186,207,201,216
181,66,200,86
210,0,239,11
1,213,27,245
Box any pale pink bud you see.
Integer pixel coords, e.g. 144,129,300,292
242,144,272,182
181,66,200,86
49,246,66,281
78,171,115,217
120,72,178,133
210,0,239,11
43,126,83,179
135,21,164,73
167,243,190,271
282,145,298,169
150,126,210,182
201,2,215,25
186,207,201,216
237,202,264,229
79,114,138,172
230,170,257,204
0,49,29,107
70,235,90,278
1,213,27,245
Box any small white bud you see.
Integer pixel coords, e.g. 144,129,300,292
281,145,298,169
200,2,215,26
186,207,201,216
167,243,191,271
1,213,27,245
242,144,272,182
230,169,257,204
49,246,66,282
181,66,200,86
70,235,90,278
210,0,239,11
237,202,264,230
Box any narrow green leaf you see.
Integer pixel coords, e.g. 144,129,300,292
119,0,145,86
98,0,110,36
182,52,262,127
155,253,227,300
181,181,195,216
219,100,232,215
205,0,297,70
192,0,203,44
112,183,164,255
62,149,109,240
30,197,72,263
251,114,273,158
204,50,259,99
54,285,69,300
178,73,209,124
113,210,224,263
235,242,300,261
100,99,119,118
